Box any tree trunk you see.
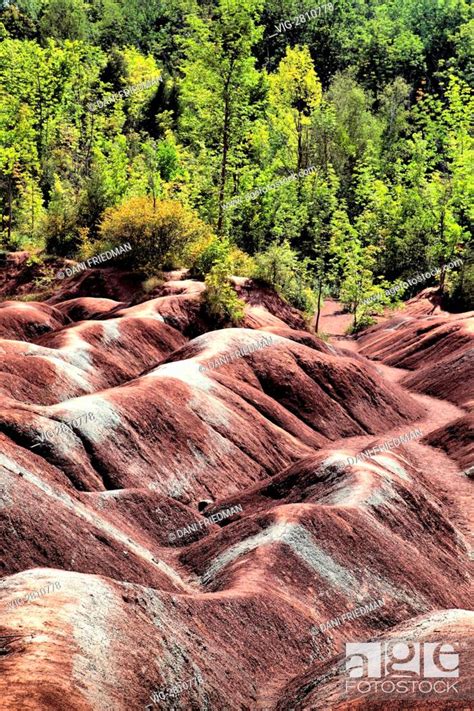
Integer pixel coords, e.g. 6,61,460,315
217,89,231,235
438,207,446,293
1,179,6,235
459,258,466,292
35,69,44,160
83,112,94,176
315,278,323,332
297,112,303,173
297,111,303,202
353,289,360,331
7,174,13,245
152,177,156,212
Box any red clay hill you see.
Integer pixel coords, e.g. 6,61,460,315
0,257,472,710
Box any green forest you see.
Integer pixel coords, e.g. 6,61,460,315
0,0,472,329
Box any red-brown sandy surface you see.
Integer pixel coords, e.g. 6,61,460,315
0,268,472,711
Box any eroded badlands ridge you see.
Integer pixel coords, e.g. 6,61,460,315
0,271,472,710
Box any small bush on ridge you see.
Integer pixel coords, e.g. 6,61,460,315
203,256,245,326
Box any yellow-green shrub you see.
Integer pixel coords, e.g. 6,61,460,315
203,257,245,326
97,197,211,273
190,235,255,278
229,246,255,277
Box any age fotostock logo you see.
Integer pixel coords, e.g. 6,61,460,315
344,641,460,696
